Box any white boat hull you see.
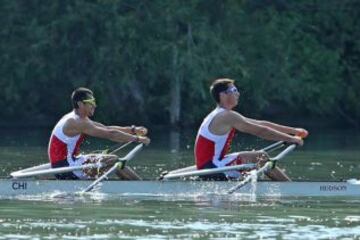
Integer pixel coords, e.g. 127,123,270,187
1,179,360,197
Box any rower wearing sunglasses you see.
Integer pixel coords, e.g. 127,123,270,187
48,87,150,180
194,78,308,181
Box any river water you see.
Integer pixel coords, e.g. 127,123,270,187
0,128,359,239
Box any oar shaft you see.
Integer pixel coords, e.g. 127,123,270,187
81,162,121,192
227,144,297,194
12,163,51,174
11,143,143,179
261,141,285,152
271,144,296,161
82,143,144,193
163,141,287,180
163,163,256,180
11,162,103,178
109,141,132,155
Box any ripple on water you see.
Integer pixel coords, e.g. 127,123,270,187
344,215,360,222
1,216,360,239
2,194,360,239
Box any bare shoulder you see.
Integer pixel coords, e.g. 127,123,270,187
63,117,93,136
210,109,246,135
220,110,245,123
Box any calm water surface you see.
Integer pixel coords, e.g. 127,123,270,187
0,128,360,239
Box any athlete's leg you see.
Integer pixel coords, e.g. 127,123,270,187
240,151,290,181
115,166,142,180
265,166,290,181
219,151,264,179
82,154,142,180
222,151,290,181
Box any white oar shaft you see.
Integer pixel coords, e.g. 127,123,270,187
10,162,103,178
227,144,297,194
109,141,132,155
261,141,285,152
119,143,143,161
81,162,121,193
10,142,141,179
167,165,197,174
163,163,256,180
271,144,296,161
13,163,51,174
163,141,286,180
82,143,144,193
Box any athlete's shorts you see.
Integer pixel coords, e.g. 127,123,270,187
199,153,245,180
214,152,245,179
51,155,88,180
198,161,228,181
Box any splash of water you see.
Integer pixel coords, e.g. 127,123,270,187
249,169,258,201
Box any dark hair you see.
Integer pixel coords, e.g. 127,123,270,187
210,78,234,103
71,87,94,109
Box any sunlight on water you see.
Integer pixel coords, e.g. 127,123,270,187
1,206,360,239
1,192,360,239
1,129,360,238
249,169,258,201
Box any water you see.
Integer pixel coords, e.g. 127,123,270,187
1,196,360,239
0,128,360,239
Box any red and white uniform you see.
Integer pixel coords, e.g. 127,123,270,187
48,111,87,178
195,107,242,178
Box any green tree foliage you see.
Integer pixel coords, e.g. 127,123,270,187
0,0,359,127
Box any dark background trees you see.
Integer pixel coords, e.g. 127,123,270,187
1,0,359,128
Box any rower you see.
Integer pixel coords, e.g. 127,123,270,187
194,78,308,181
48,87,150,180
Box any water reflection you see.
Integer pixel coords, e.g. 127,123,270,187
170,130,180,153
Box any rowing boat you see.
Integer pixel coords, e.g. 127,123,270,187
2,179,360,197
4,141,359,198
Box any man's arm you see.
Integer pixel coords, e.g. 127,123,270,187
225,111,302,145
66,119,150,145
92,121,148,136
245,117,308,137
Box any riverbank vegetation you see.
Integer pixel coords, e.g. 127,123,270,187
1,0,359,128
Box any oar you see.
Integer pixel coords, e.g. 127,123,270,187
10,142,132,179
261,141,285,152
81,143,144,193
227,144,297,194
162,163,256,180
160,141,286,180
12,163,51,174
102,141,133,155
11,162,104,178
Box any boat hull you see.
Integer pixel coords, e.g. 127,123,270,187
1,179,360,197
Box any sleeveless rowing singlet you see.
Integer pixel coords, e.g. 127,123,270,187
194,107,236,169
48,111,85,166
